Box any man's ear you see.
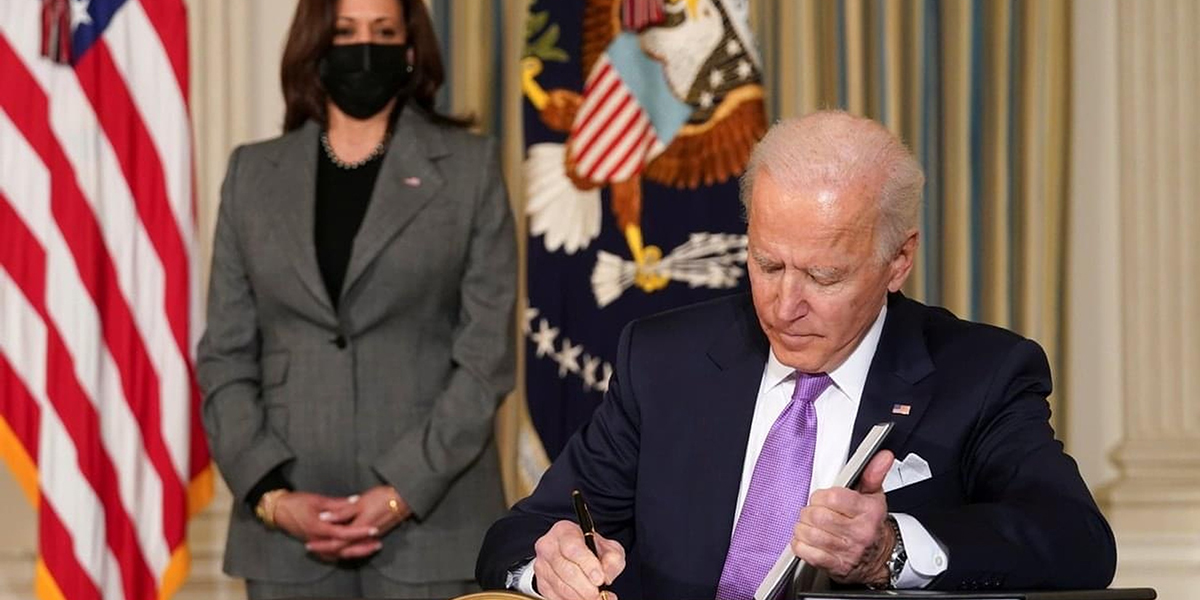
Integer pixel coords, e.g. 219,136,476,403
887,230,919,293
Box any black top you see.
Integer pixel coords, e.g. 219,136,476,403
314,139,385,310
243,136,386,509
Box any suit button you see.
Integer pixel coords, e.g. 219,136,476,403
332,335,347,349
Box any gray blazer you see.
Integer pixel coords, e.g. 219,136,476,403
197,108,516,584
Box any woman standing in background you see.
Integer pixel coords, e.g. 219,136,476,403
197,0,516,597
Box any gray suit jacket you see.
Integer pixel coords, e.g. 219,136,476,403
197,108,516,584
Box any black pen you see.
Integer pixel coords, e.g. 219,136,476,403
571,489,612,600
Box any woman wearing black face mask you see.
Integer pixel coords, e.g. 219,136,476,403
197,0,516,597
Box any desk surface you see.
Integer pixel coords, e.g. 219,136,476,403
280,590,1156,600
799,588,1156,600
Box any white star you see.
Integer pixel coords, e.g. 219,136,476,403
708,68,723,89
556,338,583,377
736,59,753,80
581,354,601,390
726,38,742,56
531,319,559,358
70,0,92,29
699,91,714,109
598,363,614,392
523,306,540,335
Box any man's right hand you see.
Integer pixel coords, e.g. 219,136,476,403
271,492,379,561
532,520,625,600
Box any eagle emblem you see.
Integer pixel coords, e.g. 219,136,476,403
523,0,766,306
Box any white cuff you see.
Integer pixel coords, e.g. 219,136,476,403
506,558,543,598
890,512,949,589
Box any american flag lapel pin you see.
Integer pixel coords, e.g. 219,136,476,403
404,176,421,187
891,403,912,416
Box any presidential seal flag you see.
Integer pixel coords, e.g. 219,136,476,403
520,0,766,486
0,1,211,599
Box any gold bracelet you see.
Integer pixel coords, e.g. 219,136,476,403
255,489,289,529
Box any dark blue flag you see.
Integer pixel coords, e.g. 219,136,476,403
520,0,767,466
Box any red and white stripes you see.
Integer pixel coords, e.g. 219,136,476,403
0,1,211,599
621,0,666,31
568,56,664,185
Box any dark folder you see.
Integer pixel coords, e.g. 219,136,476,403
799,588,1156,600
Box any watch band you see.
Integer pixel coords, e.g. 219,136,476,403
884,515,908,588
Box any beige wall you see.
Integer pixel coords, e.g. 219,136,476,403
0,1,1196,598
192,0,299,292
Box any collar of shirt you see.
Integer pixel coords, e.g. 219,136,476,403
759,302,889,403
730,302,891,528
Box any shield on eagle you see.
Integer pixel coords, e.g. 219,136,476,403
521,0,767,465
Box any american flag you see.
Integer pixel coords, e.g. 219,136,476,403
568,54,662,184
566,32,689,186
0,1,211,600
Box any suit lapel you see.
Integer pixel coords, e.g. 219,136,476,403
691,296,770,587
267,121,335,318
851,293,935,455
682,295,932,592
340,108,448,300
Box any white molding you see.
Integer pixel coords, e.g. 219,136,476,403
1116,531,1200,566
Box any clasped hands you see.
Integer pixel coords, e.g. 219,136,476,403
271,485,412,562
530,451,897,600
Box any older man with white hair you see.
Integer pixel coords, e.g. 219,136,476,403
477,111,1116,599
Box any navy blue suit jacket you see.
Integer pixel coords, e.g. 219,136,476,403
477,292,1116,597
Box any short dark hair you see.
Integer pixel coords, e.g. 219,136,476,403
279,0,470,131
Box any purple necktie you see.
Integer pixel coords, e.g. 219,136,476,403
715,372,832,600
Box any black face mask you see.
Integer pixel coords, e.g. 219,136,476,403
319,43,414,120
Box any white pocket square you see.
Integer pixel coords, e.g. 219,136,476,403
883,452,932,492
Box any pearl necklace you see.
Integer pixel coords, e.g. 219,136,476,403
320,130,388,170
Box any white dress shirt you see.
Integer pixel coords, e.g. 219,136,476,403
739,304,947,588
510,304,947,595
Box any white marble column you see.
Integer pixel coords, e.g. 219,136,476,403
1070,1,1200,598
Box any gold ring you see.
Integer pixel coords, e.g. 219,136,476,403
387,497,400,514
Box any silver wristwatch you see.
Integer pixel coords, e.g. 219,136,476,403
883,515,908,588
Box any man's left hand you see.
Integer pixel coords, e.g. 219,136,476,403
791,450,896,586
